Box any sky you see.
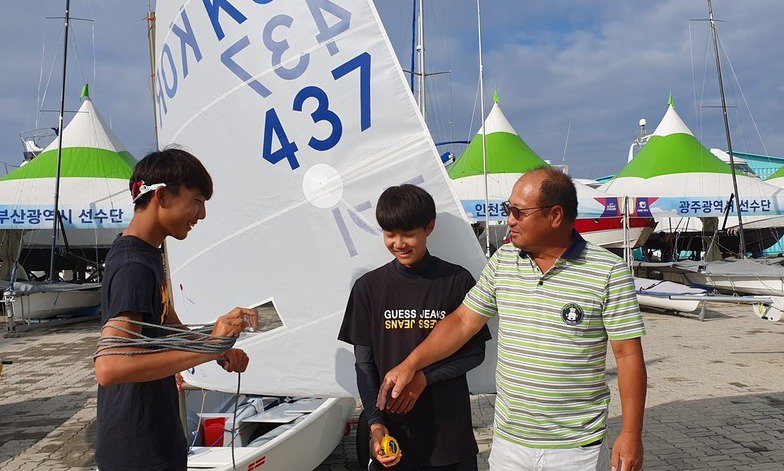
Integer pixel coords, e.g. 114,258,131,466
0,0,782,179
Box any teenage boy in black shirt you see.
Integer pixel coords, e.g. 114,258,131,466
339,184,491,471
94,149,257,471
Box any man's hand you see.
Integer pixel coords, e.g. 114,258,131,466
387,370,426,414
611,431,643,471
377,362,416,411
217,348,250,373
370,423,401,468
211,307,258,338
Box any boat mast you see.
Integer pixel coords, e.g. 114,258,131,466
476,0,490,257
147,1,185,434
708,0,745,257
416,0,426,119
146,0,159,149
48,0,72,282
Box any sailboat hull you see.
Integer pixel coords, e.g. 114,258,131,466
680,271,784,296
2,285,100,320
634,277,706,313
187,397,355,471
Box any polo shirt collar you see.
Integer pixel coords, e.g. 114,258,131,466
519,230,586,261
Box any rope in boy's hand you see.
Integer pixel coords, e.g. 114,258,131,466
93,320,248,358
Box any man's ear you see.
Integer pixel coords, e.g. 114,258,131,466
154,187,167,208
425,219,436,236
550,206,564,228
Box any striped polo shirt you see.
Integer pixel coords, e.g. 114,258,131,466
464,231,645,448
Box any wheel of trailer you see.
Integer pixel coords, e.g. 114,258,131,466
356,409,370,466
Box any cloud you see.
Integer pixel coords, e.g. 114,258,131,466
1,0,781,180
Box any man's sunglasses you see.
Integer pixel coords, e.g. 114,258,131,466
501,201,555,220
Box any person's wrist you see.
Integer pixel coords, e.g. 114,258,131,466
369,423,386,434
402,356,419,373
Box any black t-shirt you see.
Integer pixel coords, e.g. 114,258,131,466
95,235,187,471
338,252,491,466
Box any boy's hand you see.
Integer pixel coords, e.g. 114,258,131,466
211,307,257,338
388,370,426,413
377,362,415,410
370,423,401,468
217,348,250,373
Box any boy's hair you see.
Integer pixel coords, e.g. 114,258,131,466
131,148,213,210
376,184,436,231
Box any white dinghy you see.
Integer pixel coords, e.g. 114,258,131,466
154,0,493,468
634,277,707,314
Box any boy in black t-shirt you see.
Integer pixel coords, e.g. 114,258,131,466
339,184,491,471
94,149,257,471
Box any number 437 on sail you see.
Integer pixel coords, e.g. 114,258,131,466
262,52,371,170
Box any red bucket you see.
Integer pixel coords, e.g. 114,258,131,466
202,417,226,447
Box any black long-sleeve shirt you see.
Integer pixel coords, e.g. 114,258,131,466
355,343,486,426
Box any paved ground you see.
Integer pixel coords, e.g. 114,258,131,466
1,302,783,470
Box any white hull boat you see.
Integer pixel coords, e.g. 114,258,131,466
634,277,706,313
656,259,784,296
680,270,784,297
1,281,100,320
187,397,355,471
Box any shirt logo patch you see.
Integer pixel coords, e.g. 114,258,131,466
561,303,584,325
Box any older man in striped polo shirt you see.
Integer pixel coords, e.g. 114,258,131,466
378,167,647,471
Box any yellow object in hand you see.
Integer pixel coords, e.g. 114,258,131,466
380,434,401,459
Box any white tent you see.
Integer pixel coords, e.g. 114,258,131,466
0,92,135,247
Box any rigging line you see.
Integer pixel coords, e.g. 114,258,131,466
188,388,208,451
689,21,699,131
41,27,67,123
431,0,454,143
232,373,240,471
468,80,479,141
717,35,769,157
87,0,96,86
699,26,712,144
37,18,49,129
429,2,449,141
70,24,88,90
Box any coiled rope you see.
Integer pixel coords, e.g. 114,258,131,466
94,319,237,358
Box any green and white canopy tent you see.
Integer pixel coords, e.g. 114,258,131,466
765,166,784,189
447,93,606,221
0,88,135,237
599,97,784,232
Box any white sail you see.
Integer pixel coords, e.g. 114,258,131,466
156,0,491,397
